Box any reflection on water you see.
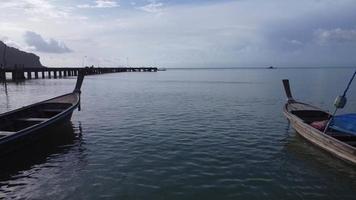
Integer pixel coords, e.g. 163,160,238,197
0,121,85,198
1,83,9,110
285,132,356,174
2,82,7,97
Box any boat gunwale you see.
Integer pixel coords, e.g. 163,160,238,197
0,92,78,118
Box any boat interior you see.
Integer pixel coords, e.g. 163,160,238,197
0,103,72,138
291,110,356,147
291,110,330,123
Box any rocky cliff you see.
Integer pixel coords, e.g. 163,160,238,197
0,41,44,69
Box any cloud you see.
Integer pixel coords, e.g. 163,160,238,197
24,31,72,53
137,1,163,13
314,28,356,45
0,0,70,18
78,0,119,8
1,36,28,50
2,0,356,67
1,36,36,52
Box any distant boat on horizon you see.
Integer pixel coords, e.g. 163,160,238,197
268,66,275,69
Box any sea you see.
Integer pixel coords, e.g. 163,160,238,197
0,68,356,199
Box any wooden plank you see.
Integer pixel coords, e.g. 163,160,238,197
0,131,15,136
41,109,64,113
17,118,50,122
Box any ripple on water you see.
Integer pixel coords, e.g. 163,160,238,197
1,69,356,199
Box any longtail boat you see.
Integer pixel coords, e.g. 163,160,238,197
0,71,85,155
282,79,356,165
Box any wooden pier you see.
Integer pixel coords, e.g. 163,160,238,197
0,67,157,82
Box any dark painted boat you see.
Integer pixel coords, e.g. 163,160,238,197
0,71,85,155
282,79,356,165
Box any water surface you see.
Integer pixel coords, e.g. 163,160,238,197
0,68,356,199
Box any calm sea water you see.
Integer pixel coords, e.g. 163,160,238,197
0,68,356,199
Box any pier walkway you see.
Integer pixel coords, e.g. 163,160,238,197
0,67,157,81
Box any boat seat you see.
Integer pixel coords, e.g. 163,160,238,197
0,131,15,137
17,118,50,122
40,109,64,113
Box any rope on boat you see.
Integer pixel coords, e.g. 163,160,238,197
324,70,356,133
342,70,356,97
78,94,81,111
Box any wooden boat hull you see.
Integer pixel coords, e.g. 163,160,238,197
0,108,74,155
282,80,356,165
0,71,84,156
0,94,79,156
284,105,356,165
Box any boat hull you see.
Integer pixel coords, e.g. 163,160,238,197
0,92,80,155
0,106,76,156
284,104,356,165
0,71,84,157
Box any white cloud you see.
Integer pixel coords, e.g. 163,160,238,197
2,0,356,67
1,36,35,51
24,31,72,53
137,1,163,13
314,28,356,45
0,0,70,18
78,0,119,8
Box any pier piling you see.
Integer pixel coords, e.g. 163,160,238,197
27,71,32,79
0,68,5,82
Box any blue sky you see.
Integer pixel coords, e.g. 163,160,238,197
0,0,356,68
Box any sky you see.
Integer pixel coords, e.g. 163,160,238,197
0,0,356,68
